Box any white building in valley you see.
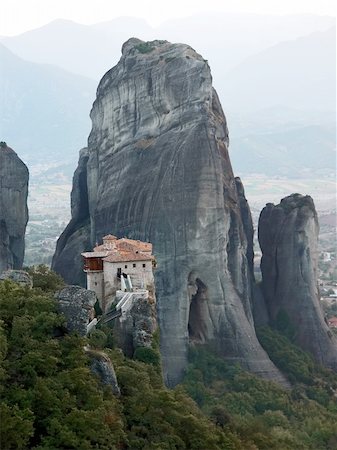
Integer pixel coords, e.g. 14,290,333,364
82,235,155,312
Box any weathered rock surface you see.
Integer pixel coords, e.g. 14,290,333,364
0,269,33,287
85,348,121,396
259,193,337,370
0,144,29,273
114,288,157,357
55,285,96,336
52,148,91,286
235,177,254,283
53,38,287,386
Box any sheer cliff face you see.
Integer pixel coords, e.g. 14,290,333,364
259,194,337,370
0,145,28,272
53,39,286,386
52,147,91,286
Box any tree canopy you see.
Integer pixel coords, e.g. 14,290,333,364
1,272,337,449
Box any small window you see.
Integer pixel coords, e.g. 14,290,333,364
94,282,97,286
125,265,128,269
142,263,146,268
133,263,136,268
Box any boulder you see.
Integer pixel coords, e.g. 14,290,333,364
0,269,32,288
85,348,121,396
55,285,96,336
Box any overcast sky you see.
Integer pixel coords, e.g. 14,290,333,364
1,0,336,36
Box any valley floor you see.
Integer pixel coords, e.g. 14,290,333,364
25,174,336,268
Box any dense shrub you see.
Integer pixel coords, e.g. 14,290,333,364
0,281,125,449
133,346,160,366
0,279,240,449
88,329,108,350
2,271,337,450
183,340,337,450
257,326,315,383
135,42,154,54
25,265,64,292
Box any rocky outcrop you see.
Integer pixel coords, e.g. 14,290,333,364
55,285,96,336
0,143,28,273
53,38,288,387
259,193,337,370
0,269,33,287
85,348,121,396
114,288,157,357
54,284,120,394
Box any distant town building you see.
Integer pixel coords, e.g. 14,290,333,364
328,317,337,328
82,235,155,312
322,252,332,262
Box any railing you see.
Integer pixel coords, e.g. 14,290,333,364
100,310,122,325
86,290,143,334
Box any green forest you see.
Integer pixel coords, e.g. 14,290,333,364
1,272,337,449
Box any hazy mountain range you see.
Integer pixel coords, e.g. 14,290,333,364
1,13,334,80
0,43,95,164
0,14,335,177
222,26,336,113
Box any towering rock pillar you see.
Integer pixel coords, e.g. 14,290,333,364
52,147,91,286
53,39,287,386
0,143,29,272
259,194,337,370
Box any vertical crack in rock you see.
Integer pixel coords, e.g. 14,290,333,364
53,38,288,387
274,247,279,296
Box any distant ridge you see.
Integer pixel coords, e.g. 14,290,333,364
222,26,336,112
1,14,334,80
0,42,95,161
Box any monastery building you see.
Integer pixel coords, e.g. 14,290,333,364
82,235,155,312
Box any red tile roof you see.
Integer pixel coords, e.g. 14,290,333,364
87,235,154,264
328,317,337,327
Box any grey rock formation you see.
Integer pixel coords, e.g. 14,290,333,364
252,283,270,327
85,348,121,396
53,38,287,386
114,288,157,357
0,269,33,287
52,148,91,286
259,193,337,370
0,144,29,273
55,285,96,336
235,177,255,282
236,176,269,328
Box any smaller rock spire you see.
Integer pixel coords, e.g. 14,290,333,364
258,193,337,371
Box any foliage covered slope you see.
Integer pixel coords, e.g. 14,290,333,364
183,331,337,450
1,273,337,449
0,279,238,449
